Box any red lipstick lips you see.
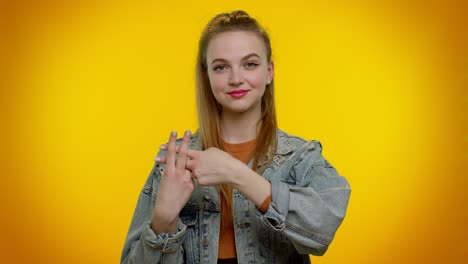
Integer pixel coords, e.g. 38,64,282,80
228,89,249,98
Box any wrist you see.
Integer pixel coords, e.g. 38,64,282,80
151,215,178,234
229,164,271,207
152,205,179,234
228,159,248,187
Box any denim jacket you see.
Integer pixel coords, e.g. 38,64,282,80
121,129,351,263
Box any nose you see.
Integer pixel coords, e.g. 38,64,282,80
228,68,244,86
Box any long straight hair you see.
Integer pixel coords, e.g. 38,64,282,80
195,10,277,224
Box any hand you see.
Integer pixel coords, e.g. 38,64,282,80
158,146,242,186
158,135,272,207
187,147,244,186
152,130,194,234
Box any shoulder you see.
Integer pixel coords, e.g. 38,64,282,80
277,128,329,167
277,128,322,154
275,129,342,186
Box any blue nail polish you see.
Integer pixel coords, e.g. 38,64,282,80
185,130,191,136
171,131,177,137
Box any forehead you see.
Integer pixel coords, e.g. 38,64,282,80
206,31,267,62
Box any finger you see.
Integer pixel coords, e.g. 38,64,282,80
185,159,196,171
160,144,180,153
165,131,177,172
154,156,167,164
161,142,198,158
185,149,200,159
161,144,200,158
189,170,197,180
176,130,191,171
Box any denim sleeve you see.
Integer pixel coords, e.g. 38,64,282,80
260,141,351,256
120,163,187,263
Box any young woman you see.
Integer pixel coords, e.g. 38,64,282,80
121,10,351,264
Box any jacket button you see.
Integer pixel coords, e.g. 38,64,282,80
202,238,209,247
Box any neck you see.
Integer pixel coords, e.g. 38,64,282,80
220,108,261,144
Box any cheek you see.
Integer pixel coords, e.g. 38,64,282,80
209,75,227,92
246,72,267,87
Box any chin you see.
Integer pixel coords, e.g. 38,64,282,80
226,107,250,113
224,104,257,114
220,100,261,115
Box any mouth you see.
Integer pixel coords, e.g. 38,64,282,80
228,89,249,95
227,89,249,98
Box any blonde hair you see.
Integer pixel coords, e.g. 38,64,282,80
195,10,277,223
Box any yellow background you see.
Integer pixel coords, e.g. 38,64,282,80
2,0,466,263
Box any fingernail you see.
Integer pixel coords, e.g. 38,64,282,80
171,131,177,137
155,157,161,163
185,130,191,136
160,145,167,150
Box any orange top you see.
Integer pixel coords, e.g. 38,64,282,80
218,138,272,260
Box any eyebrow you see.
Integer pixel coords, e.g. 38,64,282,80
210,53,261,65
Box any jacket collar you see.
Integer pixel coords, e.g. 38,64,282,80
275,129,296,155
190,128,296,156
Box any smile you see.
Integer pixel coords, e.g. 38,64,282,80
228,90,249,98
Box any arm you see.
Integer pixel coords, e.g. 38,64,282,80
227,158,272,208
155,138,349,256
120,164,187,264
157,140,272,207
258,141,351,256
121,131,195,263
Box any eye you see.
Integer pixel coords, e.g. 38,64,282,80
213,65,227,72
244,62,259,69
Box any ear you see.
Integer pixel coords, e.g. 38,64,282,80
267,61,274,84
